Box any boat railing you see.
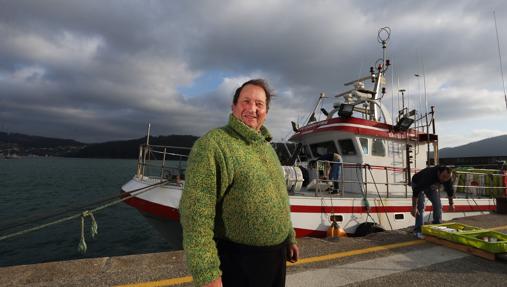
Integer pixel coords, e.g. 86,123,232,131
312,160,507,199
136,144,190,185
453,170,507,198
313,160,409,198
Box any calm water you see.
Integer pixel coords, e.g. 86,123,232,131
0,158,172,267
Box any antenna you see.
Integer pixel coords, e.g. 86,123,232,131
493,11,507,110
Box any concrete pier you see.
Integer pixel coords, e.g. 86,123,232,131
1,214,506,287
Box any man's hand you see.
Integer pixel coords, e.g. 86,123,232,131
448,203,455,212
203,277,222,287
410,197,418,218
410,206,419,218
287,244,299,263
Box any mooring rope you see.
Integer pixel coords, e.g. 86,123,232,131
0,180,168,254
0,181,169,234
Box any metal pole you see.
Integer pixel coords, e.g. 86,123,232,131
405,179,408,198
385,167,389,198
141,145,147,178
430,106,439,165
364,165,368,197
136,145,143,177
316,161,320,197
341,164,345,197
146,123,151,145
161,147,166,181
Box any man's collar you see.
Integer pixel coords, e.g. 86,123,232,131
227,114,272,144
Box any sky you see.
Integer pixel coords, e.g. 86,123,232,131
1,0,507,147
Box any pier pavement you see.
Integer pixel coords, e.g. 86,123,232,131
1,214,506,286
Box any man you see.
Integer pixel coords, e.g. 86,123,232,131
317,152,342,194
411,165,455,239
179,79,299,287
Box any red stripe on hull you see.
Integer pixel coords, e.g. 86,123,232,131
122,192,494,238
123,193,180,220
290,204,495,213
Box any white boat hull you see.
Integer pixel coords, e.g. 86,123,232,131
122,177,496,248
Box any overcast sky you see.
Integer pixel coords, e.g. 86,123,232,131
1,0,507,147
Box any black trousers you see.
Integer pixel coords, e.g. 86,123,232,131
216,239,288,287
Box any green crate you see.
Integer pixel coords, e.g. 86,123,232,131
422,222,482,241
456,231,507,253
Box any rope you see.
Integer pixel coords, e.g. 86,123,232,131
0,180,167,233
78,211,98,254
367,165,393,230
0,180,168,253
355,165,376,223
78,215,87,254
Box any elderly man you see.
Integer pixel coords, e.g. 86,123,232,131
180,79,298,287
411,165,455,239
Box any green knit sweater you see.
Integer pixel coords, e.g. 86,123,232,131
179,114,296,286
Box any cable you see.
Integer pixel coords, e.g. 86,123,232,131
354,165,376,224
367,165,393,230
493,11,507,110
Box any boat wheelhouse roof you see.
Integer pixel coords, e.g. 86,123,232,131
289,116,437,143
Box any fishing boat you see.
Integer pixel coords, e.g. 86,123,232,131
121,28,504,248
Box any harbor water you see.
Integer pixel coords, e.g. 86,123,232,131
0,158,172,267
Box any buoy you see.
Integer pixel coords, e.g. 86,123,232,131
327,221,347,238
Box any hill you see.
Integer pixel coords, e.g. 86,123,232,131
0,131,295,161
0,132,85,157
69,135,198,159
0,131,197,158
439,134,507,158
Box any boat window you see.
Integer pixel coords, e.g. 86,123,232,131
309,141,338,157
372,138,386,157
359,138,369,155
337,139,357,156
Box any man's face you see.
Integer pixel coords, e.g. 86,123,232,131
232,84,267,131
438,170,451,183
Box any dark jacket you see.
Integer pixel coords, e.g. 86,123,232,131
411,166,454,198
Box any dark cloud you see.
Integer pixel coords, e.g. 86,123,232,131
0,0,506,145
